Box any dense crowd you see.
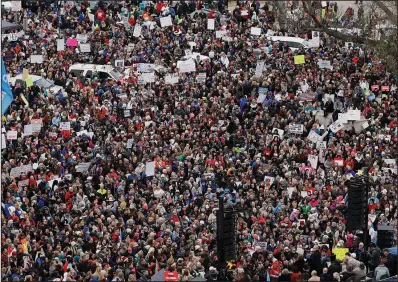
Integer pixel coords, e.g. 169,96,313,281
1,1,397,282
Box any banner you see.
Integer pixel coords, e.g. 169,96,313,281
2,58,14,115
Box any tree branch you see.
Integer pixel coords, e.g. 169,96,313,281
301,1,372,44
374,2,397,24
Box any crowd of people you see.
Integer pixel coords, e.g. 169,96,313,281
1,0,397,282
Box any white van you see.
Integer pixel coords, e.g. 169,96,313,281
269,36,309,52
68,64,125,82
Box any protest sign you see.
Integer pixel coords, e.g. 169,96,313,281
255,61,264,76
207,19,215,30
250,27,261,35
124,110,131,117
294,55,305,64
57,39,65,51
329,120,344,133
11,1,22,11
308,155,318,169
24,125,33,136
216,30,227,38
25,77,33,87
287,187,295,198
318,60,331,69
115,60,125,67
338,113,348,124
316,140,327,149
145,161,155,176
333,158,344,166
165,74,179,85
138,64,155,73
30,55,43,64
346,110,361,121
289,124,304,134
179,61,196,73
7,131,18,140
139,73,155,84
127,139,134,149
133,25,142,37
257,94,266,103
381,85,389,92
76,34,88,43
59,122,71,131
76,163,91,173
307,130,321,143
80,44,91,53
197,73,206,83
333,248,349,261
160,16,172,27
66,38,78,47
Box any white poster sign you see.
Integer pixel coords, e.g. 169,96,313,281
76,163,91,173
338,113,348,124
216,30,227,38
179,61,196,73
24,125,33,136
145,161,155,176
30,55,43,64
307,130,321,143
59,122,71,131
80,44,91,53
124,110,131,117
318,60,331,69
6,131,18,140
346,109,361,121
139,73,155,83
250,27,261,36
316,141,327,150
127,139,134,149
138,63,156,73
160,16,173,27
255,61,265,76
88,13,95,22
308,154,318,169
76,34,88,43
57,39,65,51
289,124,304,134
208,19,215,30
115,59,125,67
165,73,179,85
329,120,344,133
197,73,206,83
11,1,22,11
133,25,142,37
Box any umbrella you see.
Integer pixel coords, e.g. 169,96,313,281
150,269,165,281
388,247,397,255
1,20,21,32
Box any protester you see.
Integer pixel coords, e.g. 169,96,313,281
1,1,397,282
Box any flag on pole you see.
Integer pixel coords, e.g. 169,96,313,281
1,58,14,115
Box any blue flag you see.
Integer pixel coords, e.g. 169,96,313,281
1,58,13,115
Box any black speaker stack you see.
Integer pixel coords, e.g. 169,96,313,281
216,197,237,263
377,226,396,250
347,175,368,233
